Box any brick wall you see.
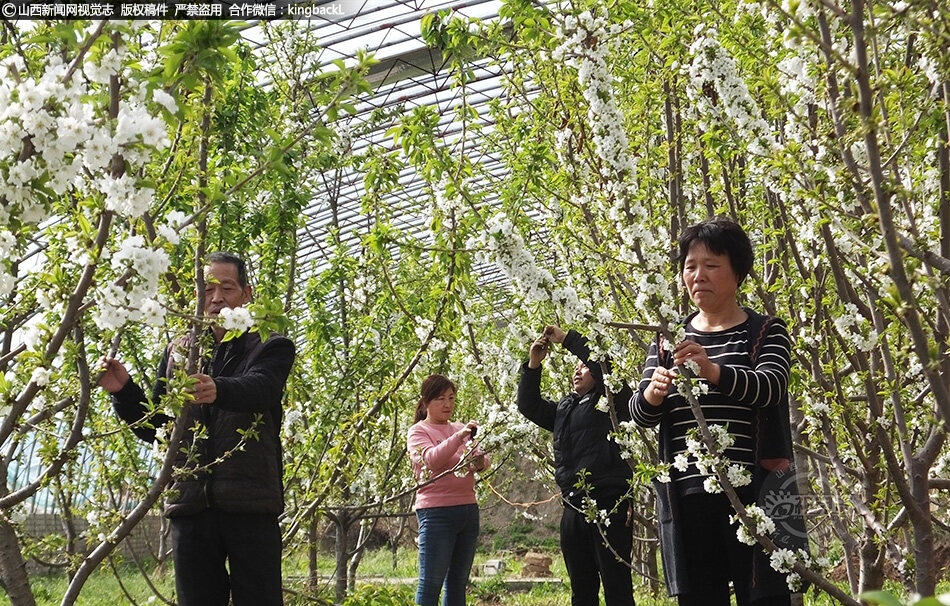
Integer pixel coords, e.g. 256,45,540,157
23,513,168,573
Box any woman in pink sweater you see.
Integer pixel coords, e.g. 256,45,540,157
407,374,489,606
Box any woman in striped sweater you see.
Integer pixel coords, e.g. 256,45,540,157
629,218,795,606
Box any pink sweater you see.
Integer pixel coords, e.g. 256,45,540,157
407,421,487,510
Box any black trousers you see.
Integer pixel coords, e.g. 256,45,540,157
675,493,791,606
560,501,635,606
170,509,283,606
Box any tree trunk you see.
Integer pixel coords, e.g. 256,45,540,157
858,538,885,595
308,517,320,591
347,521,369,594
909,459,936,596
0,515,36,606
333,511,353,604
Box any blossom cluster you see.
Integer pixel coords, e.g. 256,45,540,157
551,10,636,181
612,420,641,461
673,367,711,402
579,495,612,528
1,33,184,344
432,177,465,221
218,307,254,332
0,51,171,228
685,27,777,159
0,230,15,297
831,302,878,352
549,9,652,283
468,213,590,323
94,235,171,330
733,503,776,545
282,408,306,444
676,425,752,494
800,394,831,433
769,547,816,591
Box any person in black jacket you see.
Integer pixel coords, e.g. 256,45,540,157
98,252,295,606
517,325,635,606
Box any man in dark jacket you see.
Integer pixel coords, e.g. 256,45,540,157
517,325,635,606
98,252,295,606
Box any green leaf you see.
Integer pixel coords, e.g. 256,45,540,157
859,591,905,606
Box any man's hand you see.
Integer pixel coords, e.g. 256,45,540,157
543,325,567,344
97,358,130,394
189,373,217,404
528,335,549,369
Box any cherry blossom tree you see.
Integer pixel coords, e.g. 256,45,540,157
415,0,950,601
2,0,949,604
0,18,369,605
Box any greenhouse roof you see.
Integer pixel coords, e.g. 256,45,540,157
237,1,522,289
11,1,518,515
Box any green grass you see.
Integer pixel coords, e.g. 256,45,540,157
1,559,176,606
3,548,571,605
3,548,944,606
480,520,560,553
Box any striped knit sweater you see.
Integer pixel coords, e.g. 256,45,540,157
629,315,792,496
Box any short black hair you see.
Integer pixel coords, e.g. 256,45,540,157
677,218,754,285
207,251,248,288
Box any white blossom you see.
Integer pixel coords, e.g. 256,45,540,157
156,223,181,246
686,28,777,159
152,88,178,114
683,358,701,375
218,307,253,332
100,174,155,217
673,453,690,472
726,464,752,488
470,214,591,323
415,318,434,342
140,298,166,326
83,48,124,85
0,271,13,297
94,237,170,331
30,366,51,386
770,548,797,572
832,303,878,352
733,504,777,545
21,316,50,351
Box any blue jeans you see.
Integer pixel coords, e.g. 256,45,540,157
415,503,480,606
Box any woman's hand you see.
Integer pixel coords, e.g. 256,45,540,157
463,420,479,438
528,325,568,369
672,340,721,384
469,452,488,472
466,423,489,472
645,366,677,406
